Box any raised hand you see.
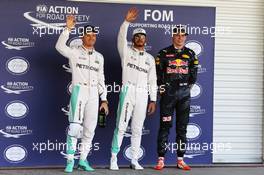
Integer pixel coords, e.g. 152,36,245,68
66,15,76,30
125,7,139,23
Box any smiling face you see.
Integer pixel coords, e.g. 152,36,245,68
82,32,96,48
172,33,187,48
133,34,146,48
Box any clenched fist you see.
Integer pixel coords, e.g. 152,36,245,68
66,15,76,31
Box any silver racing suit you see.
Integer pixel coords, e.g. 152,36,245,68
111,21,157,161
56,28,107,161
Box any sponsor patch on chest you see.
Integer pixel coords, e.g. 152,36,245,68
126,63,148,73
165,54,175,58
182,54,190,59
79,56,87,60
76,63,99,72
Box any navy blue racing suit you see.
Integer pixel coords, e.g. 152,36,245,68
155,45,199,157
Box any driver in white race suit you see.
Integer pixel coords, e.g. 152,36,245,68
56,15,109,173
110,8,157,170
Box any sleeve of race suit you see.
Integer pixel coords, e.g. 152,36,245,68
98,55,107,102
117,20,130,66
189,52,199,85
148,56,158,102
55,28,75,59
155,50,166,88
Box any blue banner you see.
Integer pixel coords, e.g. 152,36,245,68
0,0,215,167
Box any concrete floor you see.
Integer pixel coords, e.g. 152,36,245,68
1,167,264,175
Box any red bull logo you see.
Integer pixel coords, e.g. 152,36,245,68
168,59,188,67
167,59,189,74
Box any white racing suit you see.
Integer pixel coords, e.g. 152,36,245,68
56,29,107,161
111,21,157,161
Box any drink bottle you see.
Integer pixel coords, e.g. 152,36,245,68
98,108,106,128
